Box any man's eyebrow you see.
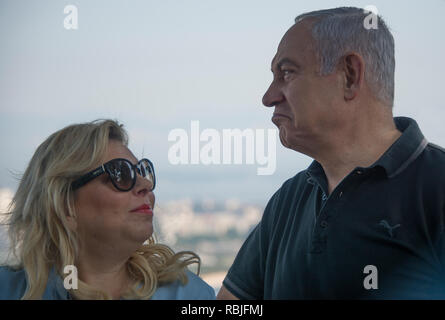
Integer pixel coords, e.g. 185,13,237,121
271,57,300,72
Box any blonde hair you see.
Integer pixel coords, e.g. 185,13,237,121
3,119,200,299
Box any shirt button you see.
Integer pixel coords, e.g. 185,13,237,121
320,220,328,228
322,193,328,201
339,191,343,198
356,170,363,175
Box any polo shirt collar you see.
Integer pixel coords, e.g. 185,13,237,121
306,116,428,181
373,116,428,178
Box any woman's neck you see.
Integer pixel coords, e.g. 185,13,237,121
76,250,132,299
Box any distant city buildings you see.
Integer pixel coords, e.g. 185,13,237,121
154,198,262,245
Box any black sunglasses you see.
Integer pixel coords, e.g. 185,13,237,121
72,158,156,192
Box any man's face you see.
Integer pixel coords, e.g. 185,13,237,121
263,21,344,153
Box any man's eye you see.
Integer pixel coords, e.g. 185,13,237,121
282,69,293,76
281,69,294,80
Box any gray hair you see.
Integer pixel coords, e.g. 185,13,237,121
295,7,395,107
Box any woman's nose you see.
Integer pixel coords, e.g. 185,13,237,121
133,174,153,196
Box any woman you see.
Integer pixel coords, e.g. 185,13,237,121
0,119,215,299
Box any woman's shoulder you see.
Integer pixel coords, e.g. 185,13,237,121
151,270,216,300
0,266,27,299
0,266,70,300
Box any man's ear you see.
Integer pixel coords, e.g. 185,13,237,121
341,53,365,101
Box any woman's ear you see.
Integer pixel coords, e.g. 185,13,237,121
65,212,77,231
341,52,365,101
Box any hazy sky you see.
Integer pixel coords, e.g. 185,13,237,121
1,0,444,205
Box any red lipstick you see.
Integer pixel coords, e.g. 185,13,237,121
130,204,153,215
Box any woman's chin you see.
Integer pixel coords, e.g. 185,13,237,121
127,224,153,244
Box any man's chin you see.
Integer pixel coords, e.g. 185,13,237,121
278,127,292,149
278,126,302,152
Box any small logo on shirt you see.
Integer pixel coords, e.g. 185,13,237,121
378,220,401,238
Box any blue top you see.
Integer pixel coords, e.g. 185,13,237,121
0,266,216,300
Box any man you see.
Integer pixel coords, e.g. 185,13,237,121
217,7,445,299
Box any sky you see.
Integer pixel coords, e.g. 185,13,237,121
0,0,444,206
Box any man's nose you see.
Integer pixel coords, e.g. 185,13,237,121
262,81,284,107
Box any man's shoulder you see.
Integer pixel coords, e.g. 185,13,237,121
151,270,216,300
279,170,312,193
412,142,445,208
418,142,445,177
0,266,27,299
425,142,445,158
269,169,313,205
261,169,313,223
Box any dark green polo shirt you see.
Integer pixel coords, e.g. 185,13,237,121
223,116,445,299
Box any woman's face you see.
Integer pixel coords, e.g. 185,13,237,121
73,140,155,253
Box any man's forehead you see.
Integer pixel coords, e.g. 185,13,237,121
271,21,315,69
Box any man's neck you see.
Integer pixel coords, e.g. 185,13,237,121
316,121,402,195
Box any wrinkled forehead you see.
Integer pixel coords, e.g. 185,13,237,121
271,20,318,70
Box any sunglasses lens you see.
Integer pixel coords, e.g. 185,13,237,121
139,159,155,191
106,160,134,190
